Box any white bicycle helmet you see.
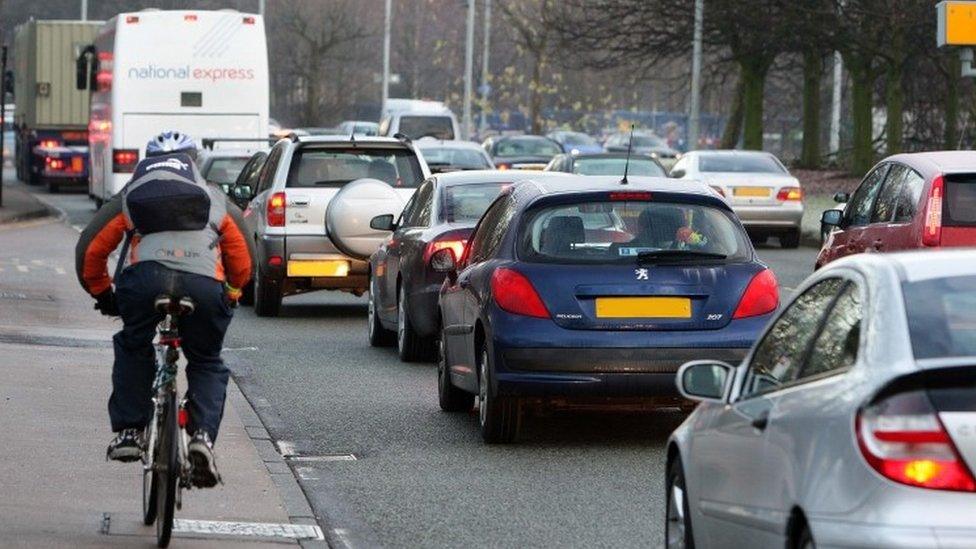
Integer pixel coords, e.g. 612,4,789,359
146,130,197,159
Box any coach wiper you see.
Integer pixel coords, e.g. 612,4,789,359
636,250,727,264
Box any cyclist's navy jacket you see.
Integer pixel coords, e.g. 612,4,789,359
75,153,255,299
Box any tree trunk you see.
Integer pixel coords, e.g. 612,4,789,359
720,77,744,149
529,52,544,134
884,64,904,155
945,55,960,149
848,60,876,175
740,58,768,150
799,51,823,168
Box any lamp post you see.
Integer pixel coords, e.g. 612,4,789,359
382,0,392,115
687,0,703,151
462,0,475,140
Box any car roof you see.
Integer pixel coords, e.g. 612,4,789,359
416,139,484,150
520,174,714,198
691,149,775,157
821,248,976,284
496,134,556,142
434,169,563,187
292,135,410,147
571,152,658,161
885,151,976,175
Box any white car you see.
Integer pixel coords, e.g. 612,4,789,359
667,249,976,548
379,99,460,141
671,150,804,248
415,138,495,173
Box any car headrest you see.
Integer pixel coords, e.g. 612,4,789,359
540,216,585,255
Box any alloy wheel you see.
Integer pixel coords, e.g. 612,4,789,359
397,287,407,354
478,350,489,427
666,479,686,548
368,280,377,336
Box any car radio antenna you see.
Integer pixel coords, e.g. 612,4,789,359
349,126,357,147
621,124,635,185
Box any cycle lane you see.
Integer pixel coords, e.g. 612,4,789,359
0,217,324,547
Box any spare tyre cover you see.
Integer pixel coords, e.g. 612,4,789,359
325,178,406,261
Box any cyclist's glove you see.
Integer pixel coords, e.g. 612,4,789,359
224,283,241,309
94,290,120,317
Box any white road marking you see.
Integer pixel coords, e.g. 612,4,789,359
295,466,320,481
71,224,85,233
331,528,356,549
222,346,258,352
276,440,297,457
16,265,28,273
55,267,66,275
30,259,43,265
289,454,358,462
172,519,324,540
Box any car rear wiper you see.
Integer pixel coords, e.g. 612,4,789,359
636,250,728,264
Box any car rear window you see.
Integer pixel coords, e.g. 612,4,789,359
495,138,562,158
286,147,424,188
203,157,249,186
398,116,455,140
442,183,506,223
573,158,665,177
420,146,492,170
903,275,976,359
699,154,784,174
944,174,976,226
518,199,750,264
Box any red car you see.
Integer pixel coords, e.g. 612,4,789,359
817,151,976,268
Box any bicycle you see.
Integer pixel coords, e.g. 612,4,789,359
141,294,198,548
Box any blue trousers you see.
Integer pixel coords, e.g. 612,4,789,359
109,262,233,441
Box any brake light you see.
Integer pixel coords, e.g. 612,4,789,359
243,16,256,24
267,192,286,227
424,239,467,264
496,163,511,171
776,187,803,201
45,157,65,171
184,14,198,21
732,269,778,319
38,139,60,149
609,191,652,201
112,149,139,173
857,390,975,492
491,267,549,319
96,70,112,92
125,15,139,24
923,176,944,247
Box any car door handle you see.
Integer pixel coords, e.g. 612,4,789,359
751,410,769,431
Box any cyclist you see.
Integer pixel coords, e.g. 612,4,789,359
75,131,254,487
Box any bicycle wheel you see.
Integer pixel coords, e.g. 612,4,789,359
155,390,178,548
142,428,158,525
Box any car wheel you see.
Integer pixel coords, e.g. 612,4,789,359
397,284,433,362
780,228,801,249
438,335,474,412
254,271,282,317
47,179,60,193
477,343,520,443
795,524,815,549
239,279,255,306
665,455,695,549
367,275,395,347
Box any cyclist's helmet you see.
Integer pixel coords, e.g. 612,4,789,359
146,130,197,159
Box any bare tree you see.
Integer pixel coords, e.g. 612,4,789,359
498,0,555,134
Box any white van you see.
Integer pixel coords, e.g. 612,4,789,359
379,99,460,141
79,9,269,205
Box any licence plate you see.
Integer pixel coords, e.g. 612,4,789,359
595,297,692,318
732,186,770,197
287,260,350,277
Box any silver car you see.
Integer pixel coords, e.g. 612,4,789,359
666,250,976,549
671,150,804,248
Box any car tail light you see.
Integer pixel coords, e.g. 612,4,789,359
609,191,653,201
491,267,549,319
112,149,139,173
267,192,286,227
857,389,975,492
732,268,778,319
424,238,467,264
268,255,283,267
496,163,511,171
126,15,139,24
38,139,61,149
923,175,944,247
776,187,803,201
184,13,198,21
45,157,65,171
243,16,256,24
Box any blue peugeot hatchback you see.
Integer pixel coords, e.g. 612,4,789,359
431,175,779,443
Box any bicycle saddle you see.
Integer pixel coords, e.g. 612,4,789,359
154,295,196,316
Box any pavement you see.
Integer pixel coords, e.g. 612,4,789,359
9,180,822,548
0,185,326,547
0,177,56,224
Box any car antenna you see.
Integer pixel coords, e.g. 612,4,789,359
621,124,635,185
349,126,357,147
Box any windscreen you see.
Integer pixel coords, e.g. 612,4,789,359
442,183,506,223
903,275,976,359
699,154,784,174
398,116,455,140
518,200,750,264
572,158,665,177
944,174,976,226
203,157,249,186
633,135,667,148
496,138,562,158
286,147,424,188
420,146,492,170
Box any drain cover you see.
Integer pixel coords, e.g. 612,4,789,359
173,519,324,540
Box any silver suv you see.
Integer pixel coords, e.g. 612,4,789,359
241,134,430,316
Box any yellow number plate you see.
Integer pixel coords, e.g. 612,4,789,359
287,260,350,277
732,186,771,197
595,297,692,318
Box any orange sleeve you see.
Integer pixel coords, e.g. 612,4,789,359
81,213,127,295
219,211,254,293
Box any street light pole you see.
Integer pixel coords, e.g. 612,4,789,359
829,51,842,155
382,0,392,116
479,0,491,137
462,0,475,141
258,0,265,16
687,0,703,151
1,45,7,207
81,0,88,20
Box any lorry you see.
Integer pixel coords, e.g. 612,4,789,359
13,19,102,192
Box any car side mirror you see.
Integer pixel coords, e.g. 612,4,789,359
670,168,686,178
833,192,850,204
369,214,396,232
676,360,735,402
821,209,843,228
231,184,253,201
429,247,458,278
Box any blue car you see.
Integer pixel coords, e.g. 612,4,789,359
431,175,779,443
